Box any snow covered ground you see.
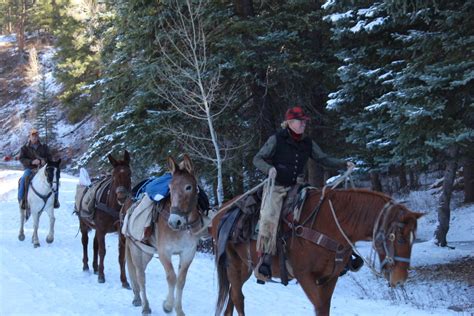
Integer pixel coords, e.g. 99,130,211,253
0,164,472,316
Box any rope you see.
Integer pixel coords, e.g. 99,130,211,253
192,178,270,237
328,198,383,277
329,167,355,190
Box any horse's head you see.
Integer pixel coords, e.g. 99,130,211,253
373,203,423,287
45,159,61,192
167,154,199,231
108,150,132,205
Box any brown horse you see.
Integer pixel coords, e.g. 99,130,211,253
213,188,423,316
123,155,205,315
78,150,132,287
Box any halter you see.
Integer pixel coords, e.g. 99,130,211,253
30,165,59,214
168,175,203,232
372,202,414,270
328,198,415,276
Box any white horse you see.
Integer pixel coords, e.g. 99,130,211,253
123,155,206,316
18,159,61,248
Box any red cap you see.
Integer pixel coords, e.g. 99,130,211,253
285,106,310,121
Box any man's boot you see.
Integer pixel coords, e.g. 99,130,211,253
20,175,31,210
255,253,273,282
349,252,364,272
141,226,153,246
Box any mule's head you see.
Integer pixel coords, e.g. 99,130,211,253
45,159,61,192
167,154,199,230
374,203,423,287
108,150,132,205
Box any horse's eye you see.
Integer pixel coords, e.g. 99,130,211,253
185,185,192,192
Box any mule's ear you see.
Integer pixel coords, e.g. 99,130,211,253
181,154,194,175
108,154,118,167
123,150,131,165
168,156,177,174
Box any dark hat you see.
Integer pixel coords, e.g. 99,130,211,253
285,106,310,121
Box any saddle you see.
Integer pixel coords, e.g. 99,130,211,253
75,176,112,221
217,183,312,285
228,183,310,244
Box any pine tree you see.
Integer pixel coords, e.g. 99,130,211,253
35,70,57,145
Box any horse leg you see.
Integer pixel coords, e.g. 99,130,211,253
118,231,130,289
226,246,250,316
159,252,176,313
93,232,99,274
223,293,235,316
297,273,338,316
18,207,25,241
125,239,142,307
80,220,90,271
174,249,196,316
96,231,106,283
45,208,55,244
135,244,153,314
31,211,40,248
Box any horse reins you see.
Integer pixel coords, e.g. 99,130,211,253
29,165,59,214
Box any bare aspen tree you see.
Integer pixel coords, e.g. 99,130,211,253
152,0,237,206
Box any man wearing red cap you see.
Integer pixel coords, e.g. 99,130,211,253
18,128,60,209
253,106,356,281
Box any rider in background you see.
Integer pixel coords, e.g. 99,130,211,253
253,106,356,281
18,128,60,209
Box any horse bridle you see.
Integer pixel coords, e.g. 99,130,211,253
30,165,59,213
372,201,416,271
168,183,203,231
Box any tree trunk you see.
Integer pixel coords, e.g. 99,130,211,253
370,170,383,192
408,167,419,189
233,0,254,17
434,146,458,247
398,164,408,190
464,157,474,203
16,0,27,62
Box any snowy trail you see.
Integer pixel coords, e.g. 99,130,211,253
1,167,472,315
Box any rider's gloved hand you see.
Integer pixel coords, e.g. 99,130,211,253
346,161,355,171
268,167,277,179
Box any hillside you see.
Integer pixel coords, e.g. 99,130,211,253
0,34,95,171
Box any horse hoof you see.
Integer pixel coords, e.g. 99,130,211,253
142,307,151,315
98,276,105,283
46,237,54,244
83,266,89,272
18,234,25,241
122,282,131,290
132,298,142,307
34,243,40,248
163,301,173,313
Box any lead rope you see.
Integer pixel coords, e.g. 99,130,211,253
327,199,383,277
192,178,271,237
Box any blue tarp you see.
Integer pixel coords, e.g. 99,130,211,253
135,173,172,202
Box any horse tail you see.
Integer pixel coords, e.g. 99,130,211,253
125,238,136,284
215,244,230,316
